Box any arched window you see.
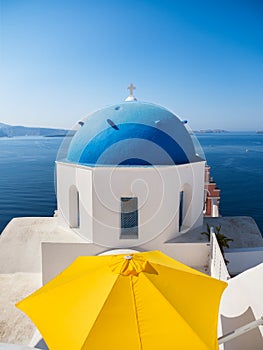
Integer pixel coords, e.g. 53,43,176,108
179,184,192,231
69,185,80,228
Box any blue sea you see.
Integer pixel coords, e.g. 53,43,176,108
0,132,262,234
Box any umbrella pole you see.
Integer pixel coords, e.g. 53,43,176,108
218,316,263,345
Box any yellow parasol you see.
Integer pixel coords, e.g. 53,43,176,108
16,250,227,350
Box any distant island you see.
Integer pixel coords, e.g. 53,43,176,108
0,122,231,138
0,122,69,138
193,129,229,134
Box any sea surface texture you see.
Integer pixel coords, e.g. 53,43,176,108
199,132,263,234
0,132,262,234
0,137,59,233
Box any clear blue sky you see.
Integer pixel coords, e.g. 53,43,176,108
1,0,262,130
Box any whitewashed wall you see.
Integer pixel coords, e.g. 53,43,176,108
42,242,210,284
56,161,205,248
210,232,230,281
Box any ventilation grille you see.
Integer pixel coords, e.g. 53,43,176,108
121,197,138,239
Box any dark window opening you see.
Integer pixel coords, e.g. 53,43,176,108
179,191,184,231
120,197,138,239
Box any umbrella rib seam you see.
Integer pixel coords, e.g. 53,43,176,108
142,272,212,350
131,276,144,350
80,275,120,350
143,252,209,277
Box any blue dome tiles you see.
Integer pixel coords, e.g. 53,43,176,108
66,101,197,166
77,123,189,165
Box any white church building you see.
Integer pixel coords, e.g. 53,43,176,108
1,87,263,349
56,90,205,249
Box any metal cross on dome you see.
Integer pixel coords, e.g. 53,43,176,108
125,83,137,101
128,83,136,96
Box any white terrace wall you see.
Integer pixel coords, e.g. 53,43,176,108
42,242,210,284
141,242,210,271
210,232,230,281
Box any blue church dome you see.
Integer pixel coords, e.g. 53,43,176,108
66,101,198,166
